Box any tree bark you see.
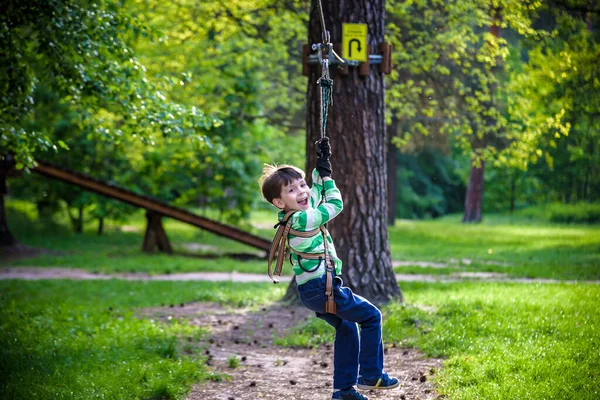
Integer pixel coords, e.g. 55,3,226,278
0,174,16,246
463,161,485,222
285,0,401,305
282,276,299,304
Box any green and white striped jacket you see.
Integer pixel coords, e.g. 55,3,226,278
277,169,344,285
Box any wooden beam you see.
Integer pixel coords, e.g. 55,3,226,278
33,161,271,253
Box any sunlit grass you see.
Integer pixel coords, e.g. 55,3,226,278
388,215,600,280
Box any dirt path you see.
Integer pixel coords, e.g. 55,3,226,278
139,302,443,400
2,267,599,284
0,267,284,282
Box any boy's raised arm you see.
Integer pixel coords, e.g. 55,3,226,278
295,179,343,231
294,137,343,231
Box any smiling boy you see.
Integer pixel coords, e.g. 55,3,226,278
259,138,399,400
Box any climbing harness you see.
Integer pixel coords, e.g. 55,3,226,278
268,211,337,315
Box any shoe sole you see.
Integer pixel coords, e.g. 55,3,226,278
356,381,400,391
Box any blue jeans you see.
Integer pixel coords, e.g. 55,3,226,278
297,272,384,390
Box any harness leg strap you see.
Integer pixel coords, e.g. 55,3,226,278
325,264,336,314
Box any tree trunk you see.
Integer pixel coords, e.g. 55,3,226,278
285,0,401,305
387,116,400,226
282,276,299,304
462,7,501,223
509,172,516,213
98,217,104,236
76,206,83,233
0,174,16,246
142,211,173,254
463,161,485,222
583,165,589,201
67,204,84,233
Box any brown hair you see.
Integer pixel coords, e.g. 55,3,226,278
259,164,305,205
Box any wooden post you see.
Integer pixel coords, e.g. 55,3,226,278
380,42,392,74
142,211,172,254
302,44,311,77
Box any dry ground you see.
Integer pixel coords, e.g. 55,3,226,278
139,302,444,400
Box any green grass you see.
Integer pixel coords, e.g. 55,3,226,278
4,199,600,280
3,199,600,399
2,200,283,275
278,281,600,399
389,215,600,280
0,279,284,399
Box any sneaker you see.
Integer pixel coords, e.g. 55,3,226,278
332,387,369,400
356,373,400,390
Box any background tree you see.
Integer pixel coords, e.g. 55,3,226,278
505,0,600,203
3,0,312,239
384,0,575,222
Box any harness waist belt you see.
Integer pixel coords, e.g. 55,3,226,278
267,211,336,314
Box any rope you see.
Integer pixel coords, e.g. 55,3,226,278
317,0,327,43
318,76,333,140
313,0,336,203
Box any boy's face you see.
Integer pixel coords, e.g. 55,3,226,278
272,178,311,211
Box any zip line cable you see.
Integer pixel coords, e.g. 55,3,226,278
317,0,327,44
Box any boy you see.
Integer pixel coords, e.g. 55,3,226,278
259,137,399,400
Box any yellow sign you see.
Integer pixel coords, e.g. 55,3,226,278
342,23,368,62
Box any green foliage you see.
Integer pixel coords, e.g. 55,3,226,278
121,0,309,221
385,0,599,218
394,149,465,219
227,356,240,369
386,0,548,164
482,164,542,213
1,0,216,168
4,0,310,225
518,202,600,224
274,317,332,348
8,84,139,231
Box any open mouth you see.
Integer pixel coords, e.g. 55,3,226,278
298,198,308,207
